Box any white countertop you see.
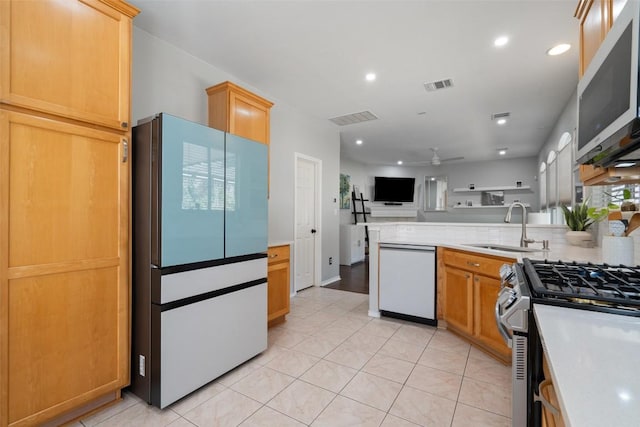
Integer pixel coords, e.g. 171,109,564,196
368,221,603,263
268,241,293,247
377,238,602,263
533,304,640,427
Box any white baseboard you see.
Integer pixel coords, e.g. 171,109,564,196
320,276,341,286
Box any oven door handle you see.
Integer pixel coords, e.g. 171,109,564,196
495,298,513,348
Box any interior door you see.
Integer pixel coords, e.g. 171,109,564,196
294,156,317,291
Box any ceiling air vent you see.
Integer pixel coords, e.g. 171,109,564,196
424,78,454,92
329,111,378,126
491,112,511,120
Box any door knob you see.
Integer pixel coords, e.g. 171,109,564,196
311,229,317,234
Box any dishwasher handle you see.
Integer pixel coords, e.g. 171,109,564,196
379,243,436,251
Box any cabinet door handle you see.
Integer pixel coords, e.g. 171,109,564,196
122,139,128,163
269,254,278,258
467,261,480,267
465,273,471,279
535,379,561,416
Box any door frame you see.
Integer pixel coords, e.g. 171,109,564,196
293,152,322,294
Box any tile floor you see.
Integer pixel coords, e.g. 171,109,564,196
75,287,512,427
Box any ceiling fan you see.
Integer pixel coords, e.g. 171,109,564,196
429,147,464,165
405,147,464,166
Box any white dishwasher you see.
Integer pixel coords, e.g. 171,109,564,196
379,243,436,325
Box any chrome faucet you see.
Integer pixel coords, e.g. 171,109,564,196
504,202,535,248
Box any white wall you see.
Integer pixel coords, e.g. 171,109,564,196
537,90,578,208
132,28,341,286
340,157,538,224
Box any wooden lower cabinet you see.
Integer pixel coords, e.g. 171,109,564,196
267,244,291,327
541,354,566,427
440,248,513,362
443,267,474,335
474,275,511,357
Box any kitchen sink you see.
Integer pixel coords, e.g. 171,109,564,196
463,243,543,253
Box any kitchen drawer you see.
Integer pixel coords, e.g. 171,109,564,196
268,245,290,264
443,249,513,279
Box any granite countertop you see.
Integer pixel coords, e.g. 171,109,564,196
534,304,640,427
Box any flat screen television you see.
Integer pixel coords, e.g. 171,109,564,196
374,177,415,203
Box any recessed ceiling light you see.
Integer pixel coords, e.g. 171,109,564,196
498,148,508,155
397,160,403,165
494,36,509,47
616,162,636,168
430,177,436,181
365,73,376,82
547,43,571,56
497,118,507,125
356,139,363,145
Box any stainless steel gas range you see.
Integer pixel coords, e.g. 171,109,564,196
496,259,640,427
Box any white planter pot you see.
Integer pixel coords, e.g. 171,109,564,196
565,230,593,247
601,235,634,266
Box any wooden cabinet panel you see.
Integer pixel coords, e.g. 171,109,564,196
0,1,136,424
206,81,273,145
8,268,126,426
443,266,474,335
443,249,511,279
579,163,640,185
1,109,130,426
268,244,290,326
441,248,513,362
579,0,607,76
268,245,290,263
6,112,124,268
0,0,138,130
541,354,566,427
611,0,628,22
268,262,290,321
474,275,511,358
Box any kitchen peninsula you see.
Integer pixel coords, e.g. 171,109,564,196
367,222,603,321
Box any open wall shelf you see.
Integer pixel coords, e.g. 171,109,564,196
452,204,530,209
452,185,531,193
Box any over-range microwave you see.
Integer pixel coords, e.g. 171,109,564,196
576,0,640,167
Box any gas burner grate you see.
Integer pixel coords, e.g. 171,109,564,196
522,259,640,311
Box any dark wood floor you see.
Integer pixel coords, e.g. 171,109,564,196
325,256,369,294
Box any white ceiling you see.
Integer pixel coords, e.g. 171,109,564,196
130,0,579,166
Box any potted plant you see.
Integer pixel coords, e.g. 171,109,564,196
560,198,597,246
560,190,632,246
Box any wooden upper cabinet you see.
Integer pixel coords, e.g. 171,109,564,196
577,0,607,77
0,0,139,130
576,0,627,76
206,81,274,145
579,164,640,185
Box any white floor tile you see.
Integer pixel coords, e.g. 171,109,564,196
81,288,515,427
